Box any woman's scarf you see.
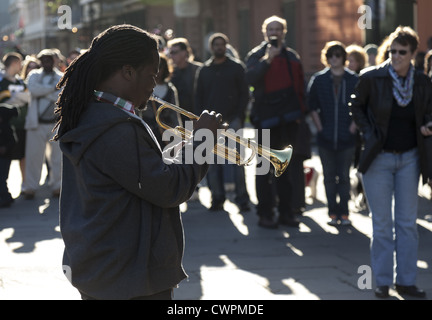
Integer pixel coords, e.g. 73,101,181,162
389,64,415,107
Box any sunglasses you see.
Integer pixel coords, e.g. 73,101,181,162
326,52,342,59
389,49,409,56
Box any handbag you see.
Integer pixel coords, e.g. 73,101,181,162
38,99,57,123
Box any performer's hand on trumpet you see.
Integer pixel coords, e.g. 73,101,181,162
193,110,228,145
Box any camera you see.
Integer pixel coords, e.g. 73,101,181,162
269,36,278,47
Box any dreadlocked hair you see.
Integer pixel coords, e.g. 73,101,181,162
53,24,158,141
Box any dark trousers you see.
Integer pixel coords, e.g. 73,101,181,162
318,146,355,218
206,117,250,206
289,154,307,211
0,156,12,201
255,122,298,219
206,163,249,205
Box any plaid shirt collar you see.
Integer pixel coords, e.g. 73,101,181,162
93,90,135,114
94,90,163,153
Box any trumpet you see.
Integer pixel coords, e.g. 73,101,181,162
149,95,293,177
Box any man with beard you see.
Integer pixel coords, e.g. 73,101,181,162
195,33,251,212
245,16,307,229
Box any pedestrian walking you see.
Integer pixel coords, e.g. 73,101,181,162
53,24,223,300
351,26,432,298
167,37,202,115
364,43,378,67
308,41,358,226
21,55,41,80
0,52,30,186
346,45,368,212
195,32,251,212
0,103,18,208
0,53,25,103
346,44,368,74
245,15,307,228
14,55,41,184
20,49,63,200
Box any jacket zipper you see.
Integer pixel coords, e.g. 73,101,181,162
332,77,346,150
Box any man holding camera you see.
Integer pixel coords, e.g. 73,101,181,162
245,15,307,229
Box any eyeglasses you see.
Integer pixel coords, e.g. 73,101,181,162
326,52,342,59
389,49,408,56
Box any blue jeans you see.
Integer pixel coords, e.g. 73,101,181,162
318,146,355,218
362,148,420,287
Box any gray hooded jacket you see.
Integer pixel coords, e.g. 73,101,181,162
59,101,208,299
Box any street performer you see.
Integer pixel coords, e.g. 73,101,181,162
53,24,223,300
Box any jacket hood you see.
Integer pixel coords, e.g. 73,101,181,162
59,102,137,166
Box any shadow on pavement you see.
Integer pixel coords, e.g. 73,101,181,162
0,186,61,253
177,183,432,300
178,194,375,300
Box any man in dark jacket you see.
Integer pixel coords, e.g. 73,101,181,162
195,33,251,211
54,25,223,300
245,16,306,229
0,103,18,207
168,37,202,115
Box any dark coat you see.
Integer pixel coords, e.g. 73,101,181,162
195,56,249,123
245,42,306,128
307,68,359,150
0,104,18,157
59,102,208,299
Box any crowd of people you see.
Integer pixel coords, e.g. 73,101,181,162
0,48,81,205
0,17,431,300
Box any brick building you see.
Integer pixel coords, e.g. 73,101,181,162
129,0,430,78
2,0,430,79
144,0,364,78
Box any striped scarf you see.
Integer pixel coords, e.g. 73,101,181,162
388,64,415,107
93,90,162,151
93,90,135,114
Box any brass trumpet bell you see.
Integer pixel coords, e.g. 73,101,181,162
149,95,293,177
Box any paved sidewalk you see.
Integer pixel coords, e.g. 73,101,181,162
176,172,432,300
1,150,431,300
